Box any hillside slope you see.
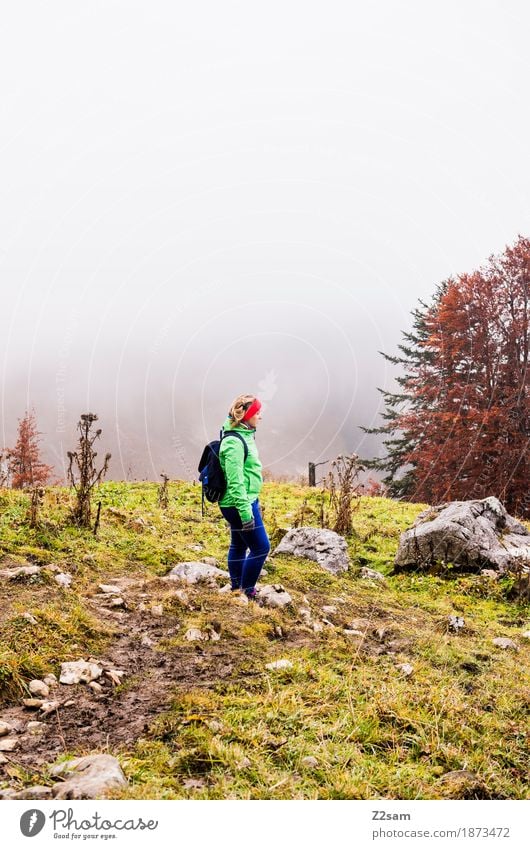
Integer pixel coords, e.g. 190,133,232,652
0,482,528,800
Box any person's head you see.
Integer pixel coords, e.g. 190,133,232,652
227,394,262,429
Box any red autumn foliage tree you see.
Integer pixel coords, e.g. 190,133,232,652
7,409,54,489
364,235,529,518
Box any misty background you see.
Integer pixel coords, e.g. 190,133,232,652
1,1,529,483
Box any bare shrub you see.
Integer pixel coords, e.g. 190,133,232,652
67,413,111,529
322,453,364,535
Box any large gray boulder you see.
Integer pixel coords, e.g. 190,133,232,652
395,497,530,573
272,527,350,574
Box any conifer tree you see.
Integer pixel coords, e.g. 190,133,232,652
6,409,54,489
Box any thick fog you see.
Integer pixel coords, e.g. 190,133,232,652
1,1,529,482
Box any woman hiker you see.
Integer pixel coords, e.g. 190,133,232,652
218,394,271,600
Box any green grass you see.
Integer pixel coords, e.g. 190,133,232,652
0,481,528,799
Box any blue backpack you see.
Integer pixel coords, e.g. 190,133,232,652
198,429,248,516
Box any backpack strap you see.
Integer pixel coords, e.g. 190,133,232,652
220,430,248,461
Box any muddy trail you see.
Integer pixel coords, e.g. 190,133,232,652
0,577,315,781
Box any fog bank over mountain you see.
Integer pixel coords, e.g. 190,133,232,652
2,1,529,482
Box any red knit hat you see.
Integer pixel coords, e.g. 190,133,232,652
242,397,261,421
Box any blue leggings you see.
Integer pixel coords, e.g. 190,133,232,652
219,498,270,593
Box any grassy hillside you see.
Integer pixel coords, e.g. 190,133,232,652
0,481,528,800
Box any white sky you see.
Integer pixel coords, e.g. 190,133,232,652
1,1,529,481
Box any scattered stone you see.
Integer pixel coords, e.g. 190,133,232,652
172,589,189,605
218,584,232,594
28,680,50,698
301,756,319,768
60,660,103,685
312,622,323,633
0,737,18,751
438,769,488,799
166,561,228,585
237,757,252,770
322,605,337,615
265,659,293,671
40,700,60,717
207,720,222,732
43,673,58,688
395,497,530,574
492,637,518,651
0,785,53,800
150,604,163,617
51,754,127,799
257,584,292,608
88,681,103,694
22,612,38,624
26,721,46,735
344,629,364,638
237,594,249,606
522,631,530,641
109,596,126,608
298,607,312,621
480,569,499,579
98,584,122,594
360,567,386,582
22,699,44,709
184,627,207,642
187,544,204,551
349,618,371,631
0,754,8,765
104,669,125,686
0,564,41,580
273,526,350,574
448,615,465,632
137,602,147,612
0,720,13,736
183,778,205,790
397,663,414,676
140,635,155,648
201,556,219,567
55,572,72,588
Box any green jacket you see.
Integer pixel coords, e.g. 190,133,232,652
218,416,263,523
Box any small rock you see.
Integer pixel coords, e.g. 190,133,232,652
237,594,249,606
51,754,127,799
0,737,18,751
88,681,103,694
22,699,44,709
98,584,122,594
207,720,222,732
140,635,155,648
492,637,518,651
166,562,227,585
312,622,323,633
201,557,219,567
480,569,499,579
265,659,293,671
173,589,189,605
301,756,319,768
28,680,50,698
104,669,125,686
187,544,204,551
521,630,530,640
183,778,205,790
0,720,13,736
150,604,164,617
397,663,414,676
184,627,206,641
448,615,465,632
26,721,46,735
360,567,386,582
22,612,38,624
218,584,232,594
137,602,147,612
109,597,126,608
349,618,371,631
258,584,293,609
40,700,60,716
0,785,52,800
237,757,252,770
322,605,337,615
2,565,41,580
0,754,8,764
60,660,103,685
43,673,58,687
55,572,72,588
344,629,364,638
